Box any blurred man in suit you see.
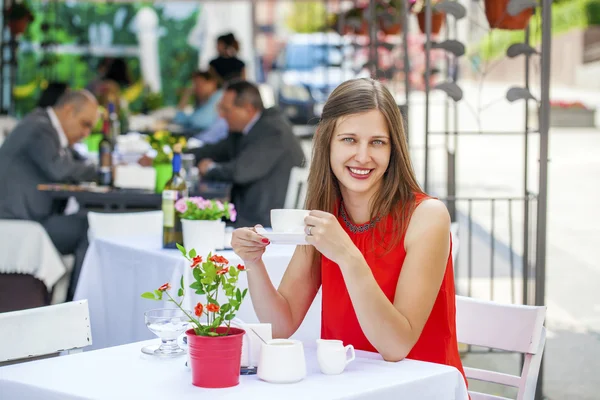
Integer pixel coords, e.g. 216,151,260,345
0,90,99,301
186,80,305,228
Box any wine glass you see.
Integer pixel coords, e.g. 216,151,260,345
142,308,191,357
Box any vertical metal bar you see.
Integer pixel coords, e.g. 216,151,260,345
468,199,473,297
402,0,410,143
535,1,552,398
508,199,515,304
490,199,495,300
0,0,5,114
423,0,432,192
368,0,377,77
523,25,531,308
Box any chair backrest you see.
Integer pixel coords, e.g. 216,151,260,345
455,296,546,400
283,166,309,209
450,222,459,265
87,210,163,242
0,300,92,363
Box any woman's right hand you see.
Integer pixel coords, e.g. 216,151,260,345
231,225,270,264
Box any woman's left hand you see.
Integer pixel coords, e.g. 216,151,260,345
304,210,360,266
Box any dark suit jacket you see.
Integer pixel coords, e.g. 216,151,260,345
186,107,305,228
0,108,97,222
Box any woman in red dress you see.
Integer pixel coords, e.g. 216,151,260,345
231,78,465,379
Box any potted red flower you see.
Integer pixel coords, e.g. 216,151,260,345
4,1,34,36
142,245,248,388
484,0,533,30
410,0,445,35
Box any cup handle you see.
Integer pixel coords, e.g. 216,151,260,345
344,344,355,365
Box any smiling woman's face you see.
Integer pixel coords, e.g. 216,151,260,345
329,109,391,202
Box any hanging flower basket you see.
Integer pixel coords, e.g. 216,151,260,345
380,20,402,35
4,2,34,36
417,11,445,35
8,18,30,35
484,0,533,30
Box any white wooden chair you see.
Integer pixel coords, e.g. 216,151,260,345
283,166,309,209
87,210,163,242
450,222,459,265
0,300,92,364
455,295,547,400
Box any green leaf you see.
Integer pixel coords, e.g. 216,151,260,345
189,248,197,259
180,275,184,290
195,289,205,295
189,281,201,290
207,298,220,306
225,314,236,320
242,288,248,299
221,303,231,313
236,288,242,302
230,299,239,308
141,292,156,300
214,316,223,327
176,243,187,257
178,288,184,297
192,268,202,282
207,331,219,337
229,267,238,277
154,290,164,301
201,277,212,285
225,288,234,297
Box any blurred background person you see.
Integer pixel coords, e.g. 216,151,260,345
209,33,246,83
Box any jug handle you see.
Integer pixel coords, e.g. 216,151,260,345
344,344,355,365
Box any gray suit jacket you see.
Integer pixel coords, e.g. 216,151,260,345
0,108,97,222
186,107,305,228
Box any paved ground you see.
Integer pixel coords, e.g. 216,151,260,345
406,80,600,399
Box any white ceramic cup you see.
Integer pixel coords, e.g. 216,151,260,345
316,339,355,375
257,339,307,383
270,209,310,233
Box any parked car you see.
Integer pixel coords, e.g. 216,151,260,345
267,32,369,124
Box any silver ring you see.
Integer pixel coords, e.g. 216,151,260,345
307,226,313,236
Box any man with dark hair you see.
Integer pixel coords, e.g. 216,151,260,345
172,70,227,143
0,89,99,301
186,80,305,228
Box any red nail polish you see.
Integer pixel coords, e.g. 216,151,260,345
262,238,269,244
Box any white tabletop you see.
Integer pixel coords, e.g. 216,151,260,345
0,340,468,400
73,235,321,350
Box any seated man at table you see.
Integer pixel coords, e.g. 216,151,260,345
186,80,305,227
0,90,99,301
172,70,228,144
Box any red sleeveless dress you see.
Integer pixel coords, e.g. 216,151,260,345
320,193,466,382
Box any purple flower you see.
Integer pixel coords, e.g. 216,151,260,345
175,198,188,213
228,203,237,222
190,196,209,210
216,201,225,211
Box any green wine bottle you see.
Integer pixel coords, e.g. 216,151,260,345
162,144,188,249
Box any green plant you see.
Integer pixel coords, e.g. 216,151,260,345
175,197,237,222
586,0,600,26
146,130,187,165
285,2,333,33
141,246,248,337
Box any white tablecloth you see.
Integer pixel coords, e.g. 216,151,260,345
0,219,68,290
74,236,322,350
0,340,469,400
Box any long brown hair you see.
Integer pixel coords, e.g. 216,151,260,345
304,78,423,249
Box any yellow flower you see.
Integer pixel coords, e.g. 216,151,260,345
178,137,187,146
153,130,168,140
